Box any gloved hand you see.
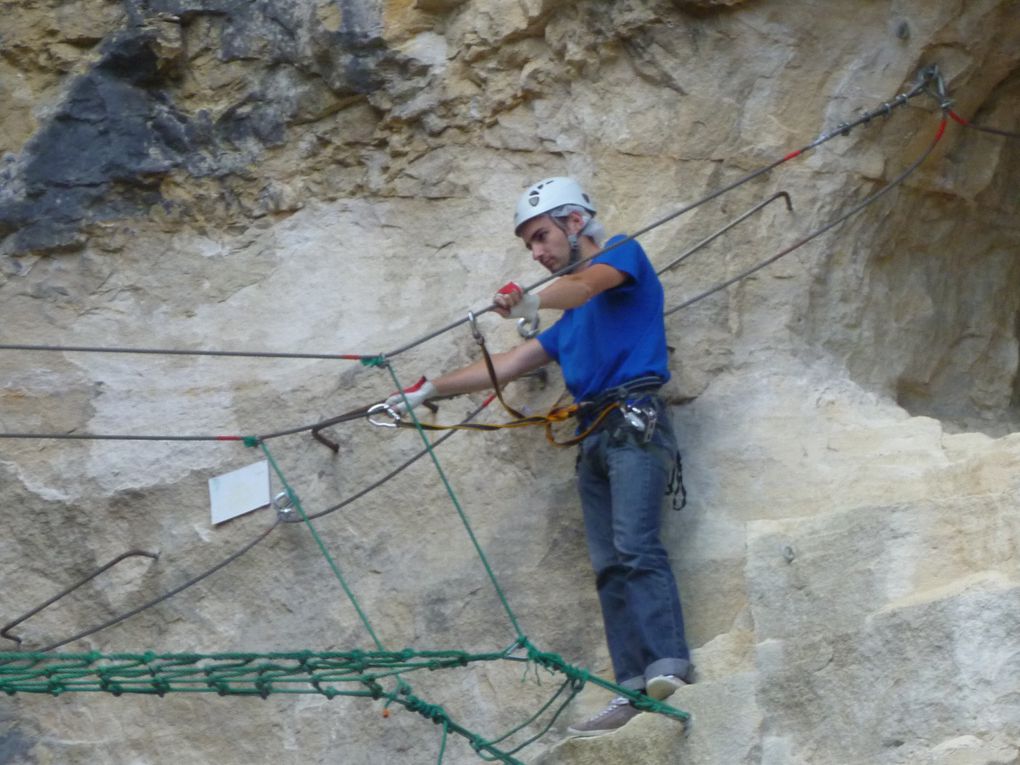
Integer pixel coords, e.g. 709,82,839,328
495,281,540,322
385,376,437,416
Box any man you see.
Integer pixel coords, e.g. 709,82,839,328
388,177,690,736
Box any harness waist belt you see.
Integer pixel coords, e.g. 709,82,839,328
579,375,665,416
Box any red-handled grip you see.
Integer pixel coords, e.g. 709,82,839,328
497,282,523,296
399,376,429,394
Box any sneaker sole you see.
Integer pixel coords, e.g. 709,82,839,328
566,726,619,738
566,719,639,738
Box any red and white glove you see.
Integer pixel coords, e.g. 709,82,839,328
385,376,437,415
495,281,540,322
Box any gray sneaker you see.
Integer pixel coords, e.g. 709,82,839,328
566,696,641,737
646,674,687,700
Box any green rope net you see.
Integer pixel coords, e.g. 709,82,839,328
0,643,689,764
0,364,690,764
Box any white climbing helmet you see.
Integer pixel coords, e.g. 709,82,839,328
513,177,596,236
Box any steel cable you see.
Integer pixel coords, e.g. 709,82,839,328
948,109,1020,139
21,399,491,650
665,117,948,316
38,518,281,652
0,70,936,367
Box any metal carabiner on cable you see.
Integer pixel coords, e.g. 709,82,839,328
467,311,483,344
367,402,402,428
919,63,953,110
516,315,541,339
931,68,952,109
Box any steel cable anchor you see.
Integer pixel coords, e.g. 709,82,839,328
271,489,296,520
919,63,953,111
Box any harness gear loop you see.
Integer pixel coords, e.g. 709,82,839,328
667,451,687,512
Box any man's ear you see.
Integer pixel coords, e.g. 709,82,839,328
566,210,587,235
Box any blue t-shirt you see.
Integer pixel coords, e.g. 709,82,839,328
537,235,670,402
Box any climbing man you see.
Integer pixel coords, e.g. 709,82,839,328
387,177,691,736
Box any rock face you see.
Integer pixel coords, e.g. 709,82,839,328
1,1,1019,764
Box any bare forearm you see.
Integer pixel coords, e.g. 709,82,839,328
432,358,497,397
535,264,626,311
536,275,596,311
432,340,550,397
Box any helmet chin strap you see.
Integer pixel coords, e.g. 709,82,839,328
553,217,583,271
567,234,581,269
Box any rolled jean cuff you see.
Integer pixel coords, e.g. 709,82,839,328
645,657,691,683
618,675,645,692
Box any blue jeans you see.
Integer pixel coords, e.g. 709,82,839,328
576,395,690,690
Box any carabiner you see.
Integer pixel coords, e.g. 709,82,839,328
367,402,402,428
516,315,541,339
467,311,483,344
919,64,953,110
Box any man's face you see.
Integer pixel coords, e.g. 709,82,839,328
518,213,576,273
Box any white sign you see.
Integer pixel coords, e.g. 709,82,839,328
209,461,271,525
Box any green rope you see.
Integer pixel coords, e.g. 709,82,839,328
387,364,525,640
0,646,689,753
484,676,582,755
438,720,449,765
0,649,502,696
254,440,531,763
258,441,387,653
0,366,691,762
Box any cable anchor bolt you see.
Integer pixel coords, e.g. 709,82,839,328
272,489,295,520
367,402,402,428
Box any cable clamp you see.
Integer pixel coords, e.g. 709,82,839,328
367,402,402,428
912,64,939,94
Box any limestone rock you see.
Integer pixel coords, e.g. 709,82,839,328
1,1,1019,764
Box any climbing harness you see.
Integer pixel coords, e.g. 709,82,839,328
577,376,665,426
